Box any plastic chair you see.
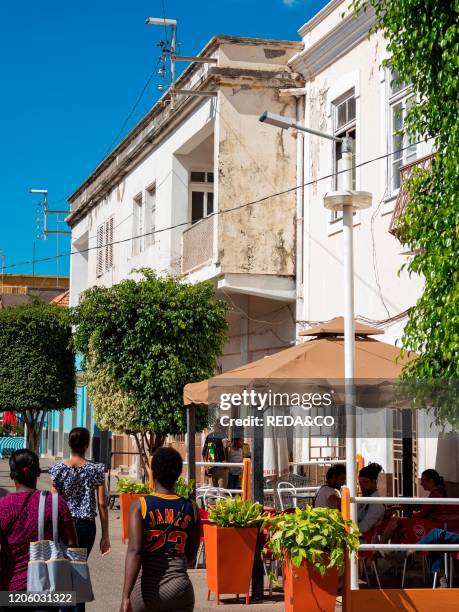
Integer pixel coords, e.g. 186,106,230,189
359,526,382,589
195,507,210,568
202,487,232,509
400,517,436,587
277,482,297,511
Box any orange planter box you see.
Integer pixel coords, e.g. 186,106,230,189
203,524,258,605
120,493,146,543
284,560,338,612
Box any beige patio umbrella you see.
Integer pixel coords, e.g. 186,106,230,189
183,318,417,500
184,317,416,406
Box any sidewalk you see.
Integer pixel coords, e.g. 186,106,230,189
88,509,342,611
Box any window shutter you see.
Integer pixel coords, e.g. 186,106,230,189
96,225,104,276
105,217,114,271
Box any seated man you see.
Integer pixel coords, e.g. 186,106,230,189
357,463,385,535
314,464,346,510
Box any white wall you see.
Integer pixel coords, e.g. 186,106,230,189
69,99,216,305
298,28,429,330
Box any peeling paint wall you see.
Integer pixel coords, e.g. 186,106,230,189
217,84,298,276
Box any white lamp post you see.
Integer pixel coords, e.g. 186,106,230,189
259,113,372,590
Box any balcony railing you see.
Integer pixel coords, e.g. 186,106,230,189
389,153,435,237
182,215,214,274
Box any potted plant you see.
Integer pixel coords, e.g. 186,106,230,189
204,496,264,605
117,476,195,542
263,506,360,612
117,479,152,542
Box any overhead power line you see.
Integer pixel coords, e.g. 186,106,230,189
3,138,430,272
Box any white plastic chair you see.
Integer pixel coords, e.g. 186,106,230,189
203,487,233,509
277,482,297,511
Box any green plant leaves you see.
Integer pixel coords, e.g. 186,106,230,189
71,271,228,437
208,496,265,527
262,506,360,576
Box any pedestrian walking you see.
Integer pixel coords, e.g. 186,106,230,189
0,449,77,612
120,447,200,612
49,427,111,612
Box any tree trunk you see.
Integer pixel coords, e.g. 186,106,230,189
132,431,165,481
22,410,46,454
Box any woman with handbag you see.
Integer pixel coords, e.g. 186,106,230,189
0,449,77,611
119,447,201,612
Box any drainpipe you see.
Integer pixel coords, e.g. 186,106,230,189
295,93,305,342
279,87,306,343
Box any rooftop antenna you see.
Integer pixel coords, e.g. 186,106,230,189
146,16,177,109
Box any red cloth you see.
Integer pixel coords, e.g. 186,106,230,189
0,490,73,591
2,411,16,427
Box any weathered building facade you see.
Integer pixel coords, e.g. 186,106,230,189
289,0,455,494
66,36,304,466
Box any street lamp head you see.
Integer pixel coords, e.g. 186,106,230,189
30,189,48,194
259,111,295,130
145,17,177,26
323,190,372,212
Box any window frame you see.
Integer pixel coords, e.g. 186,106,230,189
132,192,144,256
331,89,357,224
386,70,417,198
188,169,214,225
144,182,156,247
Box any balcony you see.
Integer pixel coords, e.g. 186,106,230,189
182,216,214,274
389,153,435,238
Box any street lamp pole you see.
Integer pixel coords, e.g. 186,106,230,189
259,112,372,591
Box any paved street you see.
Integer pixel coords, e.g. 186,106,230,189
0,459,342,611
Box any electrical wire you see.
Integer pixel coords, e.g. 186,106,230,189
2,138,430,272
103,59,162,158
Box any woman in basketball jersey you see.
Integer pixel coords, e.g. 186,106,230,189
120,447,200,612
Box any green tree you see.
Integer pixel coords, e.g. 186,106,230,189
353,2,458,386
0,304,75,452
72,270,228,472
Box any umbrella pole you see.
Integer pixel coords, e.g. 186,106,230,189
251,416,265,600
186,404,196,493
342,137,358,590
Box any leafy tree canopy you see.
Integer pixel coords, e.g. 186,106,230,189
72,270,228,445
353,0,458,381
0,303,75,450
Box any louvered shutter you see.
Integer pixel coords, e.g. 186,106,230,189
105,217,114,270
96,225,104,276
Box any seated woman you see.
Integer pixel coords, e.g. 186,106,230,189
381,469,449,544
357,463,385,535
120,447,200,612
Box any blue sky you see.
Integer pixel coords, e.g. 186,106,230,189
0,0,327,276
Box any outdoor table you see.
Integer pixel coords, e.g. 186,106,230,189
291,493,315,506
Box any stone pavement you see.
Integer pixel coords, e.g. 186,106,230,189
0,459,343,611
87,509,342,611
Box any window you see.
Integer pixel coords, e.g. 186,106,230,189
332,90,356,222
388,70,417,193
145,184,156,247
189,171,214,224
96,217,114,277
132,193,144,256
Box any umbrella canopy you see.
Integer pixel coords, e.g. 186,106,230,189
183,318,417,406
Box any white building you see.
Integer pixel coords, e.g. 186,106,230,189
289,0,456,494
67,36,304,465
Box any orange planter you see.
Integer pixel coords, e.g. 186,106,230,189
120,493,146,543
203,524,258,605
284,560,338,612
